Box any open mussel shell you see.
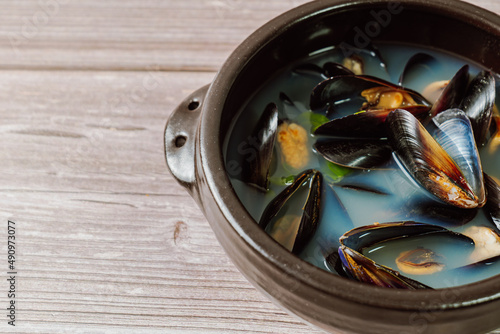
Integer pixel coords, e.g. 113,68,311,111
259,169,322,255
387,109,480,209
324,247,351,278
310,75,430,112
459,70,496,146
336,42,389,79
485,173,500,230
338,221,475,289
239,102,278,192
449,255,500,286
323,62,355,78
404,200,478,227
338,245,431,289
278,92,303,119
314,138,392,169
428,64,469,118
292,63,328,80
340,221,448,251
432,109,486,207
398,53,439,87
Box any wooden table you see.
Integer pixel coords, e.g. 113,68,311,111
1,0,499,333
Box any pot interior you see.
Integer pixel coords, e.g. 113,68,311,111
209,0,500,315
221,2,500,136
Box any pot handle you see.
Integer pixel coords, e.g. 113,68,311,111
164,84,209,198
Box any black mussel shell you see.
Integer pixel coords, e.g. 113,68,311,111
340,221,448,251
239,102,278,192
431,109,485,207
428,65,469,118
459,70,496,146
386,109,479,209
336,42,389,77
399,53,439,87
338,221,475,289
323,62,354,78
339,245,431,289
278,92,302,119
336,183,389,195
310,75,430,112
455,254,500,272
293,63,328,79
314,106,429,139
404,201,478,227
259,169,322,255
324,249,350,278
279,91,293,105
449,255,500,286
314,138,392,169
485,173,500,231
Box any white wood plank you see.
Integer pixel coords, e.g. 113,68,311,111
0,0,496,71
0,70,326,333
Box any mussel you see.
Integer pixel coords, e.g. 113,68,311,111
236,102,278,192
342,55,364,75
449,254,500,286
310,75,430,113
311,77,430,170
484,173,500,230
398,53,439,87
386,109,484,209
459,70,496,146
323,62,355,78
336,42,389,79
338,245,429,289
314,107,428,139
462,226,500,263
292,63,329,80
432,109,486,206
395,248,445,275
422,80,450,105
428,65,469,118
278,92,302,120
403,200,478,227
314,138,392,169
259,170,322,254
337,221,475,289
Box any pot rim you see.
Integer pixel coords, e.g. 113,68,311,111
199,0,500,311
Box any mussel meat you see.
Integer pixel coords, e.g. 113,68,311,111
462,226,500,263
395,248,445,275
277,121,310,170
342,55,364,75
422,80,449,104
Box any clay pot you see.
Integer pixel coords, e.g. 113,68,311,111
165,1,500,333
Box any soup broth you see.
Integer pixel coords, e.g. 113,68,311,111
224,43,500,289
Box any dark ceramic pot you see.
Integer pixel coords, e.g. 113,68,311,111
164,0,500,333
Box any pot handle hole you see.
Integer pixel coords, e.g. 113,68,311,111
164,84,209,195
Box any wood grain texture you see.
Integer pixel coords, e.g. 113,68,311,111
0,0,499,333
